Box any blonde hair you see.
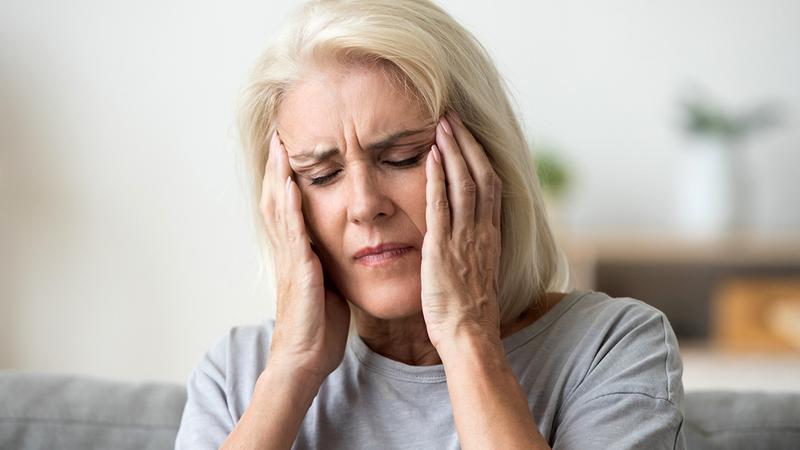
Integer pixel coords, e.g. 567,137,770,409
239,0,568,327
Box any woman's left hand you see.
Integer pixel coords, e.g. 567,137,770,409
421,111,503,351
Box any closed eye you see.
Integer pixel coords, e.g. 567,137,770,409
385,152,427,167
308,151,428,186
309,170,342,186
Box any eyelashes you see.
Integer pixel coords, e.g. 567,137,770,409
308,151,428,186
309,170,341,186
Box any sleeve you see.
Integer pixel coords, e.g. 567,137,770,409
174,336,235,450
552,301,686,450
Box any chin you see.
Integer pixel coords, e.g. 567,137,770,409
346,280,422,320
325,249,423,321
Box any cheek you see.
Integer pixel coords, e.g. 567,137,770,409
385,166,429,234
299,190,340,247
374,167,427,235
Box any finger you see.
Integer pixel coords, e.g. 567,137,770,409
436,116,476,233
260,131,280,244
425,144,450,240
285,176,313,261
273,133,297,232
447,110,499,230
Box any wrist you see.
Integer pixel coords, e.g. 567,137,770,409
435,326,504,366
266,350,331,383
259,358,325,401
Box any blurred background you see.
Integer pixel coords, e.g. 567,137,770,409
1,0,798,390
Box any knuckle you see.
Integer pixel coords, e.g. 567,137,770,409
433,199,450,211
466,231,477,245
478,229,494,243
455,228,475,244
482,169,496,185
487,170,503,190
460,178,477,193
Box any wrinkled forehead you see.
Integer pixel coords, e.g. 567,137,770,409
275,63,432,158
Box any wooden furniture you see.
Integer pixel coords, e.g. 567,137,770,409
557,232,800,340
712,278,800,352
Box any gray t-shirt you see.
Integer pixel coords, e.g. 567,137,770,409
175,290,686,449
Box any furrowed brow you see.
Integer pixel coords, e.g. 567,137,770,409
289,127,431,163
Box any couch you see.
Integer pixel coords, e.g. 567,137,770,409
1,371,799,449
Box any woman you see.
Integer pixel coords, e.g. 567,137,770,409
175,1,686,449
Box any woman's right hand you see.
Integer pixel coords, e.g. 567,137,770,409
259,130,351,384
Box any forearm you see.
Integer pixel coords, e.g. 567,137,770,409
439,334,551,450
221,364,321,450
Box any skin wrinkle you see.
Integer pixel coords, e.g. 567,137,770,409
275,64,563,366
286,128,434,165
276,64,440,365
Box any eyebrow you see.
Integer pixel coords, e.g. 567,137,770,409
288,127,432,163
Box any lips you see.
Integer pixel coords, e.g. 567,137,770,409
353,245,414,267
353,242,414,260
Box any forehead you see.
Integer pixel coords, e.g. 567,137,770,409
276,65,429,155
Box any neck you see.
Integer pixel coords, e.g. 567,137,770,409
354,309,441,366
352,292,565,366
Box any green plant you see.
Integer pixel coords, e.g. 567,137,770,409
531,147,570,198
681,94,781,145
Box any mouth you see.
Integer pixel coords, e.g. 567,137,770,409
353,243,415,267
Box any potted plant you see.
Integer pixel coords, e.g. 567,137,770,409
530,141,572,230
677,91,780,234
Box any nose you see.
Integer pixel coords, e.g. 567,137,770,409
346,163,394,225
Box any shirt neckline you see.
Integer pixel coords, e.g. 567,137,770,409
347,289,589,383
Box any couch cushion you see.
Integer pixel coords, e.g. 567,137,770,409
0,371,186,450
684,390,800,450
3,371,800,449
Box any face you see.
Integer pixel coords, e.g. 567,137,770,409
275,64,436,320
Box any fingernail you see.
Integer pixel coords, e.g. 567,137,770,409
440,116,452,135
285,176,292,193
431,145,441,164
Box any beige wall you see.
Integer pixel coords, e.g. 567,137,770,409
1,0,798,383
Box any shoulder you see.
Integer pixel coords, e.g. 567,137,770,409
201,319,276,375
561,290,677,350
543,291,686,448
176,320,277,447
566,289,666,323
187,319,276,399
182,320,276,422
211,319,275,353
557,290,684,405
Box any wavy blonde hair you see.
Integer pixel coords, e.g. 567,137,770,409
239,0,568,327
